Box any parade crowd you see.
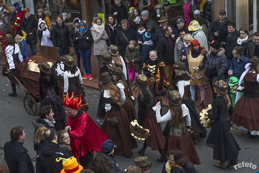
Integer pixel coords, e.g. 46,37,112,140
1,0,259,172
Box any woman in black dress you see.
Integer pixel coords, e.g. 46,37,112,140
206,80,240,169
38,62,66,130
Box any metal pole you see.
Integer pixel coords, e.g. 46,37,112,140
102,0,106,22
58,0,63,15
253,0,257,33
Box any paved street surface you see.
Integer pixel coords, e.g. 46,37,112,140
0,72,258,173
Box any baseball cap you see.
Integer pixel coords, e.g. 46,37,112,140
219,10,226,15
176,18,185,23
193,10,200,16
164,1,170,6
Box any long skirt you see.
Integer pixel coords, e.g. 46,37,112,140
123,97,137,123
101,108,138,157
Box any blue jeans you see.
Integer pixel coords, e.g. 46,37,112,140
74,48,81,69
29,44,36,56
227,58,232,71
79,49,92,75
58,46,70,56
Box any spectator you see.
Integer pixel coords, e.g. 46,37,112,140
21,8,37,56
155,16,168,46
136,21,154,50
15,31,30,61
101,139,125,173
188,20,209,51
32,105,56,131
64,92,108,168
38,19,53,47
192,9,209,28
225,22,238,70
228,46,249,79
109,0,128,24
253,32,259,57
37,8,52,29
75,21,94,80
105,14,120,46
38,62,66,130
33,126,47,153
52,15,70,56
236,27,254,59
167,8,180,32
10,2,19,29
0,0,12,33
115,19,136,58
14,5,24,35
176,18,185,37
157,25,175,89
174,28,187,63
69,18,80,69
89,153,115,173
57,130,73,156
161,1,171,16
139,33,154,67
180,33,194,62
186,40,207,109
4,34,23,97
125,165,141,173
141,10,157,33
128,8,141,30
91,16,109,71
36,128,72,173
205,40,227,99
135,156,152,173
196,16,209,41
211,10,230,44
162,149,199,173
4,126,35,173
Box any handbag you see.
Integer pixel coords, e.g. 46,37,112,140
127,61,136,81
121,31,129,43
12,44,20,64
108,116,119,126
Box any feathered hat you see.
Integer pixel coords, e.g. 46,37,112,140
63,92,82,110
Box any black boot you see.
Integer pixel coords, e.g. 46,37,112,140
156,154,167,162
138,148,145,156
9,83,17,97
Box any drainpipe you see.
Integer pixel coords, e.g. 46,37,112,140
102,0,106,22
253,0,257,33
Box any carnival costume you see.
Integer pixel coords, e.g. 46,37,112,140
153,90,201,165
99,72,138,157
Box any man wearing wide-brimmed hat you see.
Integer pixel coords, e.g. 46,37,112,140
155,16,168,45
135,156,152,173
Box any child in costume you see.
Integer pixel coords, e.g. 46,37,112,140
15,30,30,61
56,156,83,173
38,18,54,47
14,6,24,35
228,76,242,107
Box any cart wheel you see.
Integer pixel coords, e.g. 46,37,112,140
23,95,37,115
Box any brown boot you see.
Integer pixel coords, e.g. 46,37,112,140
214,161,226,169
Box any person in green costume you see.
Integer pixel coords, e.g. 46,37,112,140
228,76,243,107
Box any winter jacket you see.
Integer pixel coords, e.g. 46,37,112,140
36,141,72,173
236,37,254,59
229,55,249,79
14,10,24,31
91,25,109,55
201,24,209,41
254,43,259,57
174,37,184,63
211,18,230,43
10,11,16,26
124,45,141,73
141,40,154,67
109,3,128,24
73,28,93,51
4,140,35,173
52,22,70,48
155,26,163,47
105,23,120,46
21,14,38,45
144,18,158,33
225,30,238,59
42,16,52,29
205,48,227,83
157,35,175,65
162,162,186,173
192,29,209,51
180,43,191,62
69,27,78,48
105,154,125,173
182,161,199,173
135,26,154,50
115,28,136,58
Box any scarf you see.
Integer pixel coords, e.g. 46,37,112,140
138,28,146,35
237,35,248,45
44,119,56,128
108,22,117,31
165,161,182,173
79,27,85,32
25,14,30,19
93,23,104,33
184,42,190,47
134,16,141,24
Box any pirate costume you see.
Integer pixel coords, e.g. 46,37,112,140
99,72,138,157
206,80,240,168
38,62,66,130
153,90,201,165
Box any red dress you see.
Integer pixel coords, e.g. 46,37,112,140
66,110,108,159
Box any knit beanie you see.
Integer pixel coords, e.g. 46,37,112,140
143,32,151,41
210,40,220,50
13,2,19,7
37,8,45,14
15,6,21,13
141,10,149,17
